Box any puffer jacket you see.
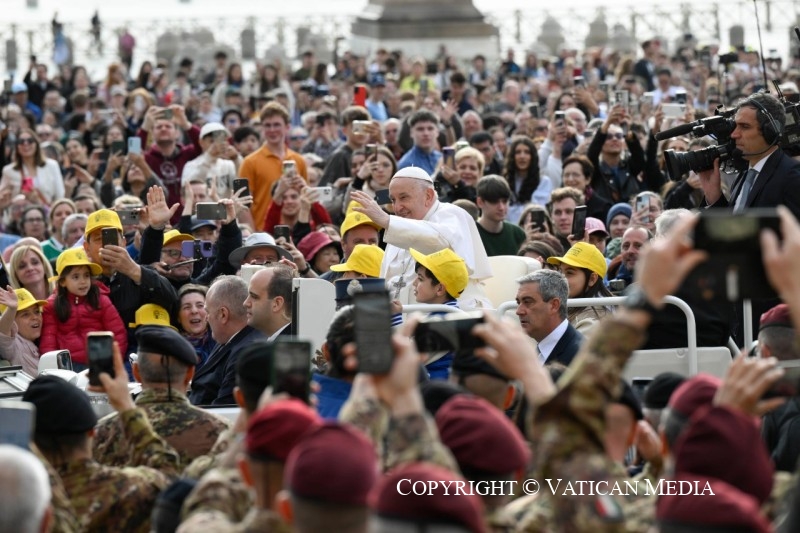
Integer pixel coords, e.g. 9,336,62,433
40,282,128,364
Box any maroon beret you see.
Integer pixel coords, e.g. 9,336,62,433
370,463,486,533
435,395,530,476
656,474,771,533
667,373,721,416
673,405,773,504
760,303,793,330
284,422,378,506
245,398,321,461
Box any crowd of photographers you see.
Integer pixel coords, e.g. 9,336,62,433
1,31,800,532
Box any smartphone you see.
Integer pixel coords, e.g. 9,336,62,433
763,360,800,398
554,110,566,126
442,147,455,169
128,137,142,155
635,195,651,224
271,339,312,403
20,177,34,194
529,210,546,230
414,312,486,353
352,120,370,135
2,80,11,94
662,103,687,118
282,160,297,177
87,332,115,387
527,103,540,119
690,209,781,301
352,291,394,374
181,240,195,259
639,92,654,109
375,189,391,205
674,91,687,105
614,90,630,112
110,140,126,155
573,76,585,88
365,143,377,158
273,225,291,242
117,208,140,226
161,108,173,120
0,401,35,449
311,186,333,201
353,86,367,107
57,349,73,371
196,202,227,220
419,78,429,96
232,177,250,197
102,227,118,248
571,205,588,240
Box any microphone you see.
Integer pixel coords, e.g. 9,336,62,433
654,121,696,141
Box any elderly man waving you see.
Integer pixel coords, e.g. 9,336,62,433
351,166,492,309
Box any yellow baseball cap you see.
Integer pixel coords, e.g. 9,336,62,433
329,244,384,277
409,247,468,299
55,248,103,277
85,209,123,236
163,229,194,246
0,288,46,313
128,304,178,331
547,242,607,278
340,201,381,238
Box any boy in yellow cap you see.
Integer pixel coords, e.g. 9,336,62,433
328,244,384,279
392,247,469,380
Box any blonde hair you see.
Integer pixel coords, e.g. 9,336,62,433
454,146,486,175
9,245,55,295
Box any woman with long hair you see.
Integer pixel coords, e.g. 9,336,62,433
8,244,56,301
212,62,248,109
504,135,552,223
176,284,216,368
346,146,398,207
0,129,64,205
41,199,76,261
547,241,612,334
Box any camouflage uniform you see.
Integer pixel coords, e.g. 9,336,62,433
93,388,230,469
57,408,180,533
182,428,237,480
181,466,253,525
339,395,458,472
177,508,289,533
512,315,656,532
32,444,80,533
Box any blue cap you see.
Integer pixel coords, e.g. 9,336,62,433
190,216,216,232
370,74,386,87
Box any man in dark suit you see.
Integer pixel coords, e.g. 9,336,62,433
189,275,266,406
244,264,295,339
699,92,800,218
633,39,660,92
515,270,584,366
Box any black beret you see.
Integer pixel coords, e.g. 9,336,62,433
450,350,508,381
235,340,274,388
135,326,199,366
420,381,470,416
643,372,686,410
22,375,97,434
616,379,644,421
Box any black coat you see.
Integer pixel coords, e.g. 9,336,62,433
545,323,584,367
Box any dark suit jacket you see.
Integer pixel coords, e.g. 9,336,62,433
708,149,800,218
545,323,584,367
189,325,266,406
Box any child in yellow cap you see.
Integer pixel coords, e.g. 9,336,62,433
392,247,469,380
40,248,127,370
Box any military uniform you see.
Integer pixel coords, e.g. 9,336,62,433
93,388,230,468
58,408,181,533
511,315,655,532
177,506,288,533
32,444,81,533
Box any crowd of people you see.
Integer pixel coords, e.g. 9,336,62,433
0,29,799,532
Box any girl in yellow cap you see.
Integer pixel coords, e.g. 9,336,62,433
40,248,127,370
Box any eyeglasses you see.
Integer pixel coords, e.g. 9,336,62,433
290,135,307,141
162,249,183,259
17,138,36,146
607,133,625,140
24,217,44,223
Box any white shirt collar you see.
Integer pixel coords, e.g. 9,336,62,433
536,319,570,364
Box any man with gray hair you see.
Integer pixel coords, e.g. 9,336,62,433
0,445,52,533
515,269,583,366
189,275,266,405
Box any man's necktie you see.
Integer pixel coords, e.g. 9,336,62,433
734,168,758,213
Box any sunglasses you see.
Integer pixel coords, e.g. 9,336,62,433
607,133,625,140
17,138,36,146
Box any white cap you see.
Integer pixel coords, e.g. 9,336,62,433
199,122,229,138
392,166,434,183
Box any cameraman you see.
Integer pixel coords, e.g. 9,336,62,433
699,92,800,217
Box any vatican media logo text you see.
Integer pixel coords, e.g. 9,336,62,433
396,478,715,497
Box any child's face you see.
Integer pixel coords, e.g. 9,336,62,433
61,266,92,297
413,266,443,304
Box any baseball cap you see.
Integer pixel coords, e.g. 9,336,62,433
340,201,381,237
163,229,194,246
55,248,103,277
409,247,469,299
189,216,217,232
392,166,434,183
585,217,609,237
85,209,123,236
370,74,386,87
128,303,178,331
0,288,45,314
547,241,607,278
199,122,228,139
329,244,384,277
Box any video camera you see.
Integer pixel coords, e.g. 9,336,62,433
658,83,800,179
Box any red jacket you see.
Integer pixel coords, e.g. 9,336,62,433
263,200,332,235
40,282,128,364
